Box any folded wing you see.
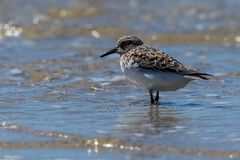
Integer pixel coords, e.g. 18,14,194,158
131,45,212,80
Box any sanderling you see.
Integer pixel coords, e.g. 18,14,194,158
100,35,212,104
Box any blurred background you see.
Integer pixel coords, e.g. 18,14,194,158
0,0,240,160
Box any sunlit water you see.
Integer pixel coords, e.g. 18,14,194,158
0,0,240,159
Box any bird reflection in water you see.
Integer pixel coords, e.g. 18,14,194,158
117,102,183,136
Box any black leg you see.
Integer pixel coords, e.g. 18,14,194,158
149,90,154,104
155,91,159,103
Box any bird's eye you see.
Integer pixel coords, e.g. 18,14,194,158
120,40,133,49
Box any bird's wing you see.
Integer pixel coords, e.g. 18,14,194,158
129,45,212,80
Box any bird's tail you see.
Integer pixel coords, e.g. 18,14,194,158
185,72,213,80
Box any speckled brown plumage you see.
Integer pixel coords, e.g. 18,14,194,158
121,44,210,79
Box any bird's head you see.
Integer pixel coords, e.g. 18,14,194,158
100,35,143,58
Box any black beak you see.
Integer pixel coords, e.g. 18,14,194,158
100,48,117,58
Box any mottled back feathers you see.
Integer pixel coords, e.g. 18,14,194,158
121,45,211,80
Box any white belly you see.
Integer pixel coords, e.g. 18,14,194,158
122,68,193,91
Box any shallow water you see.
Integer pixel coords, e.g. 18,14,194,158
0,0,240,159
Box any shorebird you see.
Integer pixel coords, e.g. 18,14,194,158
100,35,212,104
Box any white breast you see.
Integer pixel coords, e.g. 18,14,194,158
120,56,125,72
121,66,193,91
